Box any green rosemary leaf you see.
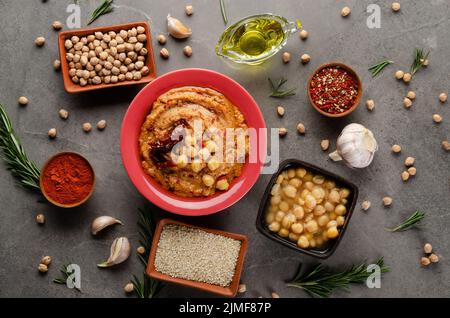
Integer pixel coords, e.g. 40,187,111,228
269,77,297,98
0,104,40,191
387,211,425,232
287,258,389,298
88,0,114,25
410,49,429,76
219,0,228,25
369,60,393,77
131,208,162,298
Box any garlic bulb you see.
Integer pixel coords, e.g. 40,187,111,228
329,123,378,168
167,15,192,39
97,237,131,268
91,216,123,235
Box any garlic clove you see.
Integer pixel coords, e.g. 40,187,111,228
97,237,131,268
167,15,192,39
329,123,378,169
91,216,123,235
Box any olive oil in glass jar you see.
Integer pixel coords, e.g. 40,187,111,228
216,14,301,65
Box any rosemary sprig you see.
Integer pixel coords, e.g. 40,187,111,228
0,104,40,191
131,208,162,298
387,211,425,232
219,0,228,25
269,77,297,98
368,59,393,77
88,0,114,25
53,263,81,292
410,48,429,76
287,258,389,298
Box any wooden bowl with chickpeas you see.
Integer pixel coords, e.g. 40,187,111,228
58,21,157,93
256,159,358,259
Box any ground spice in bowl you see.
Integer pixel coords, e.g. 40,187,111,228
308,63,361,117
40,152,95,208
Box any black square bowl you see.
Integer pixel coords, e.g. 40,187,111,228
256,159,359,259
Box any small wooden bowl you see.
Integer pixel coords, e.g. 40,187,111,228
58,21,157,94
40,152,96,208
146,218,248,297
307,62,362,118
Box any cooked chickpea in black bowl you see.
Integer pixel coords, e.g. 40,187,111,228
256,159,358,258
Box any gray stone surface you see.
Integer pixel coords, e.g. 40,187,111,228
0,0,449,298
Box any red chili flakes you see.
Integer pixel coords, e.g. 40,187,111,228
310,66,359,114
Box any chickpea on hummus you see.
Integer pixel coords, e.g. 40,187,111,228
139,87,249,197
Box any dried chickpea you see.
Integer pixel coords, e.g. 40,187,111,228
327,227,339,239
281,214,296,229
317,215,330,227
336,216,345,227
439,93,447,103
292,206,304,220
300,54,311,64
265,213,275,224
278,228,289,237
341,6,351,17
335,204,347,216
282,52,291,63
429,254,439,263
297,235,309,248
391,144,401,153
289,233,299,242
291,223,304,234
395,70,404,79
305,220,318,233
297,123,306,134
299,30,309,40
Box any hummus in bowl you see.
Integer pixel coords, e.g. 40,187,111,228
139,87,249,197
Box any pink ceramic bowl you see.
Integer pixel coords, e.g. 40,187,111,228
120,68,266,216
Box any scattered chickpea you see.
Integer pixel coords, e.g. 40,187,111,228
52,20,63,30
403,97,412,109
299,29,309,40
40,256,52,266
424,243,433,254
407,166,417,176
361,200,371,211
300,54,311,64
277,106,285,117
136,246,146,255
38,263,48,273
439,93,447,103
97,119,107,130
442,140,450,151
238,284,247,293
157,34,167,45
36,213,45,224
271,292,280,298
82,122,92,133
401,171,410,182
183,45,193,57
402,73,412,83
421,257,431,266
35,36,45,47
341,6,351,17
404,156,415,167
382,196,393,207
48,128,57,139
124,283,134,293
160,48,170,59
432,114,442,123
406,91,416,100
282,52,291,63
296,123,306,134
429,254,439,263
185,4,194,16
366,99,375,111
320,139,330,151
53,59,61,71
391,144,402,153
58,109,69,120
395,70,404,80
18,96,29,106
278,127,287,137
391,2,401,12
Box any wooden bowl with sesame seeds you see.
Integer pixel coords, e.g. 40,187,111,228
307,62,362,118
146,218,248,297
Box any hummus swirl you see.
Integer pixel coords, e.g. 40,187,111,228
139,86,249,197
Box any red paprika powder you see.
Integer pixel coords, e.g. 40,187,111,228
41,153,95,206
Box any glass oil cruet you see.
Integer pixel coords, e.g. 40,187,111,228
216,14,302,65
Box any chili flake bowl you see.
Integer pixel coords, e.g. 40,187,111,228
40,152,96,209
307,62,362,118
120,68,267,216
146,218,248,297
256,159,358,259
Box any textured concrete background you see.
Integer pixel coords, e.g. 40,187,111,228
0,0,449,298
